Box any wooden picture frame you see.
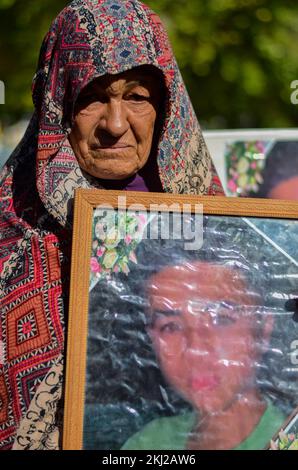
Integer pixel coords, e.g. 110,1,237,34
63,190,298,450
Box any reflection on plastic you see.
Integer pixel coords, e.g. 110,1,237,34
83,214,298,450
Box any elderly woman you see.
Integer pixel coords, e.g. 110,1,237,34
0,0,223,451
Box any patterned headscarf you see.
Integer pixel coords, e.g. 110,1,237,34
12,0,222,228
0,0,222,451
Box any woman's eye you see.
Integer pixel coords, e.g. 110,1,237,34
159,322,182,334
80,93,106,104
82,92,97,100
125,93,149,102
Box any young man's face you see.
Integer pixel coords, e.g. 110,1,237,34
268,176,298,200
147,261,267,415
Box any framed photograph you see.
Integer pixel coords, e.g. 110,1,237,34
63,190,298,450
224,139,298,198
268,407,298,450
203,129,298,195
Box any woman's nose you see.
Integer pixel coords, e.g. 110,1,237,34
98,100,129,137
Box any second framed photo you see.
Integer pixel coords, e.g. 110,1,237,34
63,191,298,450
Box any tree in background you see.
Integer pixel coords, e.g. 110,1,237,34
0,0,298,128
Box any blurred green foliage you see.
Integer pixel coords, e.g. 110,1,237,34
0,0,298,128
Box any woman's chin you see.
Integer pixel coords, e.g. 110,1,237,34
84,165,138,180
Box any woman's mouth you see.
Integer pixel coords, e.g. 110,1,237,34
91,143,132,150
90,144,134,156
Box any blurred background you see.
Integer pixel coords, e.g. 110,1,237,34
0,0,298,192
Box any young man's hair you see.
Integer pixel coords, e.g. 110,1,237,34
256,141,298,197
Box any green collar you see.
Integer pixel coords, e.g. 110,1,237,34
122,403,285,450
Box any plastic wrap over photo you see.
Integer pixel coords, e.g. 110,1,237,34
83,210,298,450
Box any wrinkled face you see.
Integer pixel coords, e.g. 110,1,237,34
268,176,298,200
69,66,162,180
147,262,268,415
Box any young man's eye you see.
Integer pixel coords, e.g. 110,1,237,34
215,315,237,327
159,322,182,334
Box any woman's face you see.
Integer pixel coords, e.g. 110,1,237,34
69,67,162,180
147,262,267,415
